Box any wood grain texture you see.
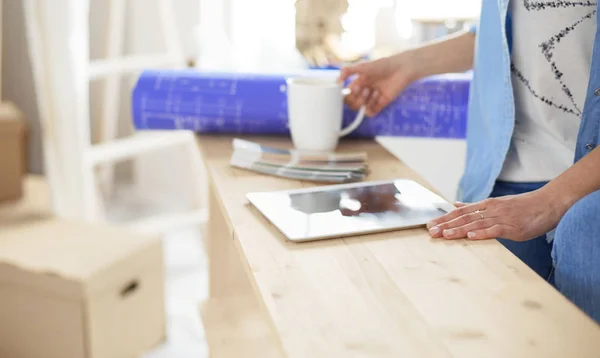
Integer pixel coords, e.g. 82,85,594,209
202,178,285,357
197,135,600,358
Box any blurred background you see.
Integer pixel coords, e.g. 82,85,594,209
4,0,478,204
0,1,479,357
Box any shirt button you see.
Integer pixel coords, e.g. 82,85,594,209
586,143,595,150
595,88,600,96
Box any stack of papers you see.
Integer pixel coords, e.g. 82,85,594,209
230,138,368,183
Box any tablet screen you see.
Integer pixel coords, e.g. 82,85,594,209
247,179,451,242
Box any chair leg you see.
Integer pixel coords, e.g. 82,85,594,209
32,0,101,220
96,0,127,198
188,136,209,213
23,0,68,215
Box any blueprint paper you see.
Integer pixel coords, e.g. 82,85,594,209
132,69,471,139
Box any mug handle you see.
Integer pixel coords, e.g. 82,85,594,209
339,88,366,137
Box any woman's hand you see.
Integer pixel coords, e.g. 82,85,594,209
426,189,567,241
336,30,476,117
337,54,417,117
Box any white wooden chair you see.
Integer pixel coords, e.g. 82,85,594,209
23,0,207,234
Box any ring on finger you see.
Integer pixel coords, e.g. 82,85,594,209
474,210,485,220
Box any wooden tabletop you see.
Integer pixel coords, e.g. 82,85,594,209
197,135,600,358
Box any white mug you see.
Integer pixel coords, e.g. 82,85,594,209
286,77,366,152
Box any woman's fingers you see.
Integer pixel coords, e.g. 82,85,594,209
344,78,362,108
437,218,498,239
366,90,393,117
426,197,512,240
337,63,364,83
427,201,487,231
346,81,371,111
341,82,391,117
339,63,378,112
429,210,491,238
344,87,361,111
370,93,392,117
465,225,508,240
365,90,380,117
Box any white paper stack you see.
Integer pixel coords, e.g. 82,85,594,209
230,138,369,183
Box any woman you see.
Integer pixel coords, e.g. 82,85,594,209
338,1,600,323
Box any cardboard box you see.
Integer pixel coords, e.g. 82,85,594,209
0,102,27,203
0,219,166,358
0,175,53,229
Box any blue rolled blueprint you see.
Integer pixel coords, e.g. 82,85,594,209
132,69,471,139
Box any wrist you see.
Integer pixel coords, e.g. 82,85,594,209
390,30,475,81
389,49,422,82
538,183,577,220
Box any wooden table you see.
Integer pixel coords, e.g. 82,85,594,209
197,135,600,358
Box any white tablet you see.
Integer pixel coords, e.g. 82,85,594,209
246,179,454,242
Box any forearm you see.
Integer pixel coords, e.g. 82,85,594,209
395,30,476,80
544,147,600,215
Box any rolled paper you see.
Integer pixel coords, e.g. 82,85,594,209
132,69,471,139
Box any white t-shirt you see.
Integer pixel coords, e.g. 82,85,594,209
498,0,597,182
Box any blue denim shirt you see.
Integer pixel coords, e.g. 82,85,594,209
458,0,600,202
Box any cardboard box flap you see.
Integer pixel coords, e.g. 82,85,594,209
0,261,84,299
0,102,26,136
0,219,161,297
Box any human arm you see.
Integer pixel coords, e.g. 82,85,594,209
338,30,476,116
427,147,600,241
407,28,476,79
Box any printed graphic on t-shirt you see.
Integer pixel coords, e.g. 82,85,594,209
498,0,597,182
511,0,597,117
